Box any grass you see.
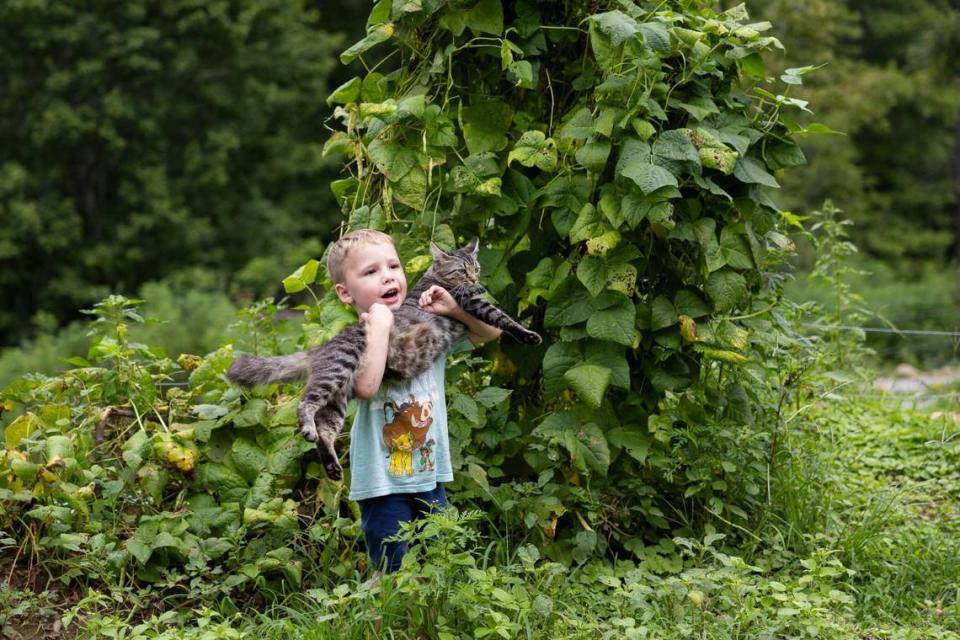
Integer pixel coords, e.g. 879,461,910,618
4,373,959,639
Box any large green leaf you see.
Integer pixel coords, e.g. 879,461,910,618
639,22,671,52
4,412,39,448
464,0,503,35
542,342,581,394
674,290,711,318
231,438,266,484
534,413,610,475
607,425,651,463
586,296,636,346
340,22,394,64
652,129,700,165
392,165,427,208
719,227,755,269
733,156,779,188
705,269,748,312
576,255,607,297
573,423,611,475
461,101,512,154
544,277,596,327
564,363,611,408
584,340,630,389
234,399,268,428
569,203,609,244
575,139,612,173
507,131,557,172
650,295,677,331
327,77,361,105
197,463,248,503
590,11,640,46
367,140,417,181
621,192,672,228
620,161,678,195
558,107,593,142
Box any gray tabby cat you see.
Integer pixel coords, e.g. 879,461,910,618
227,239,541,480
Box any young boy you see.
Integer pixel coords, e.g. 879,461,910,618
326,229,501,573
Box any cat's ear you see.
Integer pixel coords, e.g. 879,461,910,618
430,243,450,261
463,237,479,257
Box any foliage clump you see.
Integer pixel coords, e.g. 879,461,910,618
319,0,812,563
1,0,827,615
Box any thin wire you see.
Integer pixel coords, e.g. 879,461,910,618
805,324,960,338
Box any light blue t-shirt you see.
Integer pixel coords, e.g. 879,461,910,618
348,350,458,501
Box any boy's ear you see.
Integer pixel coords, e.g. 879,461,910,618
334,282,353,305
430,243,450,261
463,237,479,256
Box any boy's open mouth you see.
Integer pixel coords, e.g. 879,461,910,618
381,287,401,303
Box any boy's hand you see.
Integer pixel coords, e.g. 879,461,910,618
418,285,460,316
361,303,394,332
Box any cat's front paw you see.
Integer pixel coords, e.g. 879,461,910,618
299,423,319,442
521,329,542,345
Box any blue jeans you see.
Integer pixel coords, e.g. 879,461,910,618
358,484,447,573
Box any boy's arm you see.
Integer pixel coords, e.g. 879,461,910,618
418,286,502,345
353,303,393,399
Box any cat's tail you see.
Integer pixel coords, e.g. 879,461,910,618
227,352,311,387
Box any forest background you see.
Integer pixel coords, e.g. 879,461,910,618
1,0,958,378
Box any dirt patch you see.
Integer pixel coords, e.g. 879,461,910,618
873,365,960,407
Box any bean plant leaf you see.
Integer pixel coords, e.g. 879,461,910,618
620,161,678,195
607,426,651,463
464,0,503,35
542,342,581,394
591,11,640,46
584,340,630,389
575,139,612,173
733,156,779,188
705,269,748,312
327,77,361,105
719,228,755,269
650,295,678,330
652,130,700,165
558,107,593,142
639,22,671,52
576,255,608,297
564,363,611,408
674,290,711,318
367,139,417,181
341,22,395,64
586,296,636,346
461,101,513,154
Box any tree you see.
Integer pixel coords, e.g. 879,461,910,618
751,0,960,270
0,0,344,343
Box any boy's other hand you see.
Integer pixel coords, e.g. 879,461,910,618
361,303,394,331
418,285,459,316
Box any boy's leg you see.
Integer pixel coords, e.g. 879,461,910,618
358,493,413,573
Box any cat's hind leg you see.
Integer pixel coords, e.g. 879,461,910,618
311,391,348,481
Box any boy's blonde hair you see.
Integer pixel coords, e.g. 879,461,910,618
326,229,395,283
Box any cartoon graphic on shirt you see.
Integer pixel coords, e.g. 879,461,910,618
418,438,436,472
383,396,433,477
387,432,414,476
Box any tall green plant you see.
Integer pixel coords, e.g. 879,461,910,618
312,0,816,561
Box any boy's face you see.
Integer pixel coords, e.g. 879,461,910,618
334,242,407,312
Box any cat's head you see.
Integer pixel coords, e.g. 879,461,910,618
427,238,480,287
